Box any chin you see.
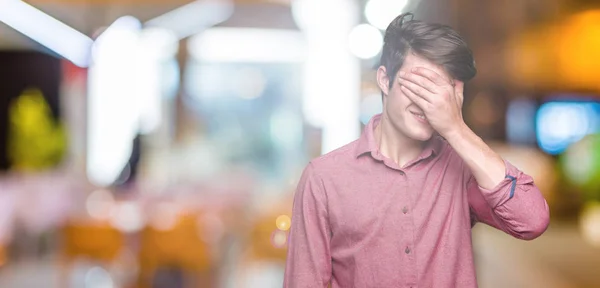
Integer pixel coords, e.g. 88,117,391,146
408,130,434,142
404,123,435,141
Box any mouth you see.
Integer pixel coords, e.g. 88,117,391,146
410,111,426,121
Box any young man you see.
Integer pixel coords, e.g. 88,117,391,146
284,13,549,288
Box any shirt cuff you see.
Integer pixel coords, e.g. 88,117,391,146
477,159,535,208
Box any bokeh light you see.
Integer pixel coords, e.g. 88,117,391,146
84,266,114,288
188,28,305,63
149,202,180,231
348,24,383,59
138,27,178,61
87,15,143,187
556,10,600,91
109,201,144,233
275,215,291,231
580,202,600,247
86,189,115,220
364,0,410,30
536,101,600,155
271,230,288,248
561,134,600,201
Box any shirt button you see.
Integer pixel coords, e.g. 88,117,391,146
402,206,408,214
405,247,411,254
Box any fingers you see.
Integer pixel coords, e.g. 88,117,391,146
398,73,434,103
400,85,429,109
398,71,438,94
411,67,449,86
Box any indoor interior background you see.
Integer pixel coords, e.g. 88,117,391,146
0,0,600,287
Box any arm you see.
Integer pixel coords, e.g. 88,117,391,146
398,67,549,240
284,163,332,288
445,123,505,190
447,124,549,240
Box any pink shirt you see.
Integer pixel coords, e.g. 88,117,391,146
284,114,549,288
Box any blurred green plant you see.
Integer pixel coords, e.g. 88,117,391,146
560,133,600,202
7,88,67,171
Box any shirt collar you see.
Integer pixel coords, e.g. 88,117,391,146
355,113,444,160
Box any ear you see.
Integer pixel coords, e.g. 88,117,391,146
376,66,390,96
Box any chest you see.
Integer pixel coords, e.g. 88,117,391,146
326,163,470,242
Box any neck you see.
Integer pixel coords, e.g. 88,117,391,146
375,113,427,167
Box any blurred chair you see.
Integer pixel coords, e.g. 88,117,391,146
247,216,288,262
61,221,124,262
137,213,213,288
0,244,7,268
59,220,125,287
235,209,290,287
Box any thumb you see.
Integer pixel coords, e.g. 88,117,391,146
454,81,464,107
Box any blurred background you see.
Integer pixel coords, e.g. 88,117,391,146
0,0,599,287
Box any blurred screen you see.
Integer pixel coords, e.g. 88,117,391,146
536,96,600,155
506,98,538,145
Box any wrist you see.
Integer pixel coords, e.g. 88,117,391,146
441,122,469,141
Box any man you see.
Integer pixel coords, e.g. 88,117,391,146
284,13,549,288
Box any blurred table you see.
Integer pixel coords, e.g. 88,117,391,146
474,221,600,288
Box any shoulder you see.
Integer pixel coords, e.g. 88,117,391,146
297,139,360,188
308,139,360,175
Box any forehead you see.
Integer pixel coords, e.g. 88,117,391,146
400,52,452,82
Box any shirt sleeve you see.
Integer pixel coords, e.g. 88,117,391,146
284,162,332,288
467,159,550,240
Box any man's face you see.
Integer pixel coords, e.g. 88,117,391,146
377,52,453,142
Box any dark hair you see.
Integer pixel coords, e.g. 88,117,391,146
380,13,476,88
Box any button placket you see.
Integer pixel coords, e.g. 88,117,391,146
401,169,418,287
